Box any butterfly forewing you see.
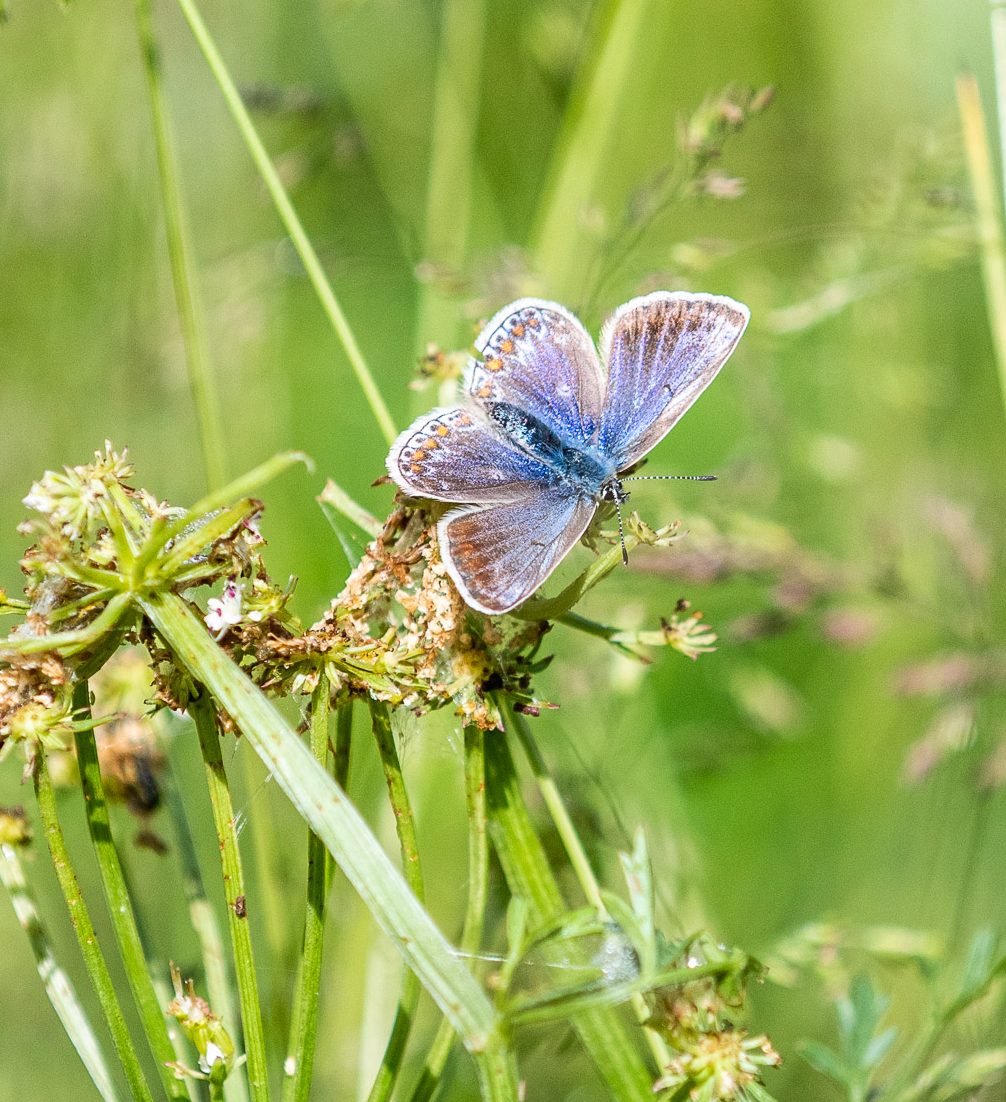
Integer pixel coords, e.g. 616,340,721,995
597,292,749,469
440,487,597,614
467,298,605,445
387,406,553,503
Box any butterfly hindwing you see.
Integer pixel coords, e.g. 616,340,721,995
439,486,597,614
597,292,749,468
386,406,552,503
467,298,605,445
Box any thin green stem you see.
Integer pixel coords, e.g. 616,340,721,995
72,682,189,1100
483,727,656,1101
0,841,122,1102
282,677,336,1102
135,0,226,490
163,758,248,1102
33,750,156,1102
173,0,397,446
508,706,668,1064
191,694,270,1102
413,0,487,353
408,725,491,1102
365,702,424,1102
957,72,1006,420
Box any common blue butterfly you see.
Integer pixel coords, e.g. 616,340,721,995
386,292,749,614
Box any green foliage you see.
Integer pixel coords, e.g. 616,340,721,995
1,0,1005,1099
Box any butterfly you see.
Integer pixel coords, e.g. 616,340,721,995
386,292,749,615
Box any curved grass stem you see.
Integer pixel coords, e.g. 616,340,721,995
0,840,122,1102
190,694,270,1102
32,749,156,1102
135,0,226,490
71,682,190,1100
365,702,424,1102
172,0,397,446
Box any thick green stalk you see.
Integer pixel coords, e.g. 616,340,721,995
414,0,488,352
408,725,491,1102
163,761,248,1102
138,591,514,1095
173,0,397,446
134,0,226,491
71,684,189,1100
507,706,670,1068
0,841,121,1102
957,72,1006,420
282,678,336,1102
33,751,156,1102
365,703,424,1102
190,695,270,1102
484,729,655,1101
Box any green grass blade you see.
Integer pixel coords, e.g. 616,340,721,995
163,757,248,1102
33,751,157,1102
134,0,226,491
172,0,398,446
190,695,270,1102
408,724,491,1102
365,703,424,1102
281,678,335,1102
72,685,190,1100
0,841,122,1102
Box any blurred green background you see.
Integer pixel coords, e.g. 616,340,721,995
2,0,1004,1098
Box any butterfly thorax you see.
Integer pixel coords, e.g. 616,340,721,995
485,400,615,497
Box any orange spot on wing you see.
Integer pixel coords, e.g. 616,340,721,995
477,384,492,398
510,322,525,337
485,357,503,372
499,338,514,354
436,425,449,436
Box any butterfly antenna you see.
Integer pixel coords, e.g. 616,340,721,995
620,474,717,482
614,495,629,566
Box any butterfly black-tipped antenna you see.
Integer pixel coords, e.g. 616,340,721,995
619,474,718,482
614,494,629,566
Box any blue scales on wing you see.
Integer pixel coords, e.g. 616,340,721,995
597,292,749,470
386,405,555,504
467,298,605,445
